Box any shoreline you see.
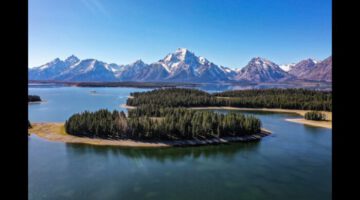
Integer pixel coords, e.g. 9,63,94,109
28,123,271,148
189,106,332,129
120,104,137,109
121,104,332,120
28,100,46,104
120,104,332,129
190,106,332,120
285,118,332,129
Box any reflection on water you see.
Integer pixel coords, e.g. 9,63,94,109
65,142,260,162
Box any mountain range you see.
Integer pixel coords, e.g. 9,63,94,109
29,48,332,83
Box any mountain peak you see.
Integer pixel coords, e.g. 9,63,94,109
175,48,194,60
131,59,145,65
248,57,277,68
176,48,189,54
161,48,196,64
49,58,61,64
65,55,80,64
251,57,271,62
303,58,318,64
236,57,289,82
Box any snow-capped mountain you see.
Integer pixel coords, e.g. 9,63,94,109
235,57,294,82
288,57,331,82
28,55,80,80
54,59,118,81
28,49,331,83
158,48,231,82
29,55,119,81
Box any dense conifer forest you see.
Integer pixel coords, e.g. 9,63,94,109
304,111,327,121
28,95,41,102
65,109,261,140
127,88,332,111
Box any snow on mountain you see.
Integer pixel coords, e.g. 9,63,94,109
29,56,78,80
279,63,295,72
54,59,118,81
28,50,331,83
158,48,230,82
235,57,293,82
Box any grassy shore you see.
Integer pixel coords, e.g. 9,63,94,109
28,123,271,148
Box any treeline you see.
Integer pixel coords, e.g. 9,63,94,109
304,111,327,121
65,109,261,140
215,89,332,111
127,88,332,111
28,95,41,102
129,88,216,107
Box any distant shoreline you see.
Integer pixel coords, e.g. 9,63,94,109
28,123,271,148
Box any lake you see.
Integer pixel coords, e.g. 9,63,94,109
29,86,331,200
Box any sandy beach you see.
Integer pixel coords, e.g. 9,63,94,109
285,118,332,129
28,123,271,148
190,106,332,129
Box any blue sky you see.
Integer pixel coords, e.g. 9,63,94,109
29,0,331,68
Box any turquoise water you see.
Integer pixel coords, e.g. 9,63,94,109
28,86,331,200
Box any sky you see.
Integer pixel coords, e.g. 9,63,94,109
29,0,331,69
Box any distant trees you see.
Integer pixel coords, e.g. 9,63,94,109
128,88,216,108
304,111,327,121
215,88,332,111
28,95,41,102
65,109,261,140
127,88,332,111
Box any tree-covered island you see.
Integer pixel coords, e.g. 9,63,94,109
65,109,262,141
33,88,332,146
